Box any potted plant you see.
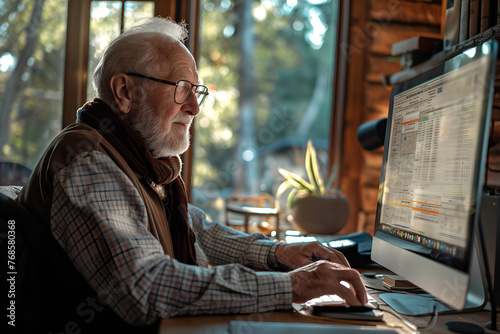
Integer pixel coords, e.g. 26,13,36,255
276,140,349,235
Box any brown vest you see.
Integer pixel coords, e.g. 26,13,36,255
18,122,175,258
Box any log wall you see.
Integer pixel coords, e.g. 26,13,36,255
338,0,444,235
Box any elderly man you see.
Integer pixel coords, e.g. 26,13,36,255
17,17,366,332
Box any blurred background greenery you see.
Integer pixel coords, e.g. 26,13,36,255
0,0,339,223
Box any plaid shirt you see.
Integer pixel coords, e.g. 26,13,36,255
50,151,292,325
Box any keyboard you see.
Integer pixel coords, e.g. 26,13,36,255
304,292,379,309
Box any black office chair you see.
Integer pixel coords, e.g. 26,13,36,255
0,162,32,186
1,186,50,333
0,186,159,333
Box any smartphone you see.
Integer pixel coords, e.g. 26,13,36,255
312,305,375,313
311,304,384,321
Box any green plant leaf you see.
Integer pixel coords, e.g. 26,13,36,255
287,189,313,208
325,162,339,194
275,180,294,211
287,188,299,208
276,180,292,199
278,168,314,193
305,140,325,196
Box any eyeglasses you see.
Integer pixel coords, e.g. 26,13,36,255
126,72,209,106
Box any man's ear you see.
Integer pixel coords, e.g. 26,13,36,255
109,73,132,114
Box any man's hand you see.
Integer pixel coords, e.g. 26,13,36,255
287,260,367,306
274,242,350,270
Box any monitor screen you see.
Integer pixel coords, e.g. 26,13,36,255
371,40,497,312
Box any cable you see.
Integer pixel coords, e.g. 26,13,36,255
380,303,437,333
363,285,439,332
422,305,439,333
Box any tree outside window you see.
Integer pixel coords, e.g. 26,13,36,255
0,0,68,168
193,0,339,224
0,0,154,170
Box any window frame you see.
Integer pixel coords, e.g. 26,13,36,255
329,0,350,189
63,0,182,127
63,0,198,196
63,0,347,206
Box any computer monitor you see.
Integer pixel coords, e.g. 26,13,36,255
371,39,498,315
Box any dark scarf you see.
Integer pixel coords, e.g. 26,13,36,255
77,98,197,265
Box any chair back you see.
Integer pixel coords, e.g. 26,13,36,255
225,193,280,235
1,186,50,333
0,186,159,333
0,162,32,186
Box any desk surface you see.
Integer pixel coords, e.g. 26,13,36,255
159,262,496,333
159,309,494,334
159,276,496,334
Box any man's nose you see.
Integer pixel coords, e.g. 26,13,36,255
183,92,200,116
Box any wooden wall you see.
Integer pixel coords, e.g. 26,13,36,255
338,0,443,235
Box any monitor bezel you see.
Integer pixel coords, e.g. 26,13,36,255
371,40,497,311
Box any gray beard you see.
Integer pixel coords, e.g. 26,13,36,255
132,103,190,157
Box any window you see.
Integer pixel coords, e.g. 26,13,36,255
0,0,69,168
0,0,159,169
86,1,155,99
193,0,340,222
1,0,342,225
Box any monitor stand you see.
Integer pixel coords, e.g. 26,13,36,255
378,235,487,334
378,236,486,316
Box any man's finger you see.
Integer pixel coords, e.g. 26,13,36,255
348,276,368,305
326,266,367,305
331,284,364,306
312,244,350,267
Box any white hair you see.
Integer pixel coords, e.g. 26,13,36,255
92,17,189,104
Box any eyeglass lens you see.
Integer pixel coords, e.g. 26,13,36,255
175,80,208,106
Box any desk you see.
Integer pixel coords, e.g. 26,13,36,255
159,275,496,334
158,309,494,334
159,250,495,333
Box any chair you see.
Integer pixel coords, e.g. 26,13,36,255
1,186,51,332
0,186,159,333
0,161,32,186
225,193,280,236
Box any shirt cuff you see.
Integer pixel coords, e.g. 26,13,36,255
266,241,289,271
255,271,293,311
246,238,288,271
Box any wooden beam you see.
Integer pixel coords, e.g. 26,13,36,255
369,0,442,26
167,0,199,203
329,0,350,189
368,24,441,55
366,54,402,83
336,0,371,235
155,0,175,18
62,0,91,127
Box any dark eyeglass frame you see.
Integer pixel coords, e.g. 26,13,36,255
126,72,209,106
